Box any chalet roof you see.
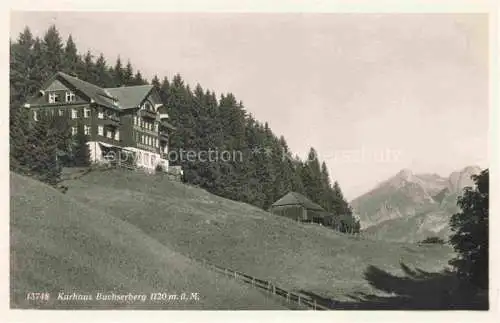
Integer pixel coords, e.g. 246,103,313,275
270,192,325,211
56,72,118,109
105,85,153,110
34,72,155,111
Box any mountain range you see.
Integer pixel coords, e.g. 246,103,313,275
350,166,482,242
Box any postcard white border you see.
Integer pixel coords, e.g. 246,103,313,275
1,1,498,323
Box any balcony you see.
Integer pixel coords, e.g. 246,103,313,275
103,114,120,127
140,109,156,120
160,120,176,131
159,132,169,141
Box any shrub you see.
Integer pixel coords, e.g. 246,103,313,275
420,236,445,244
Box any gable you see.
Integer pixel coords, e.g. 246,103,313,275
45,79,70,91
146,89,162,109
27,76,88,106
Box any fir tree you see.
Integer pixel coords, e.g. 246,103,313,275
151,75,161,88
10,105,33,173
73,122,91,167
319,162,334,211
95,53,114,87
63,35,79,75
132,70,146,85
332,181,352,216
50,115,73,167
10,27,36,105
80,51,95,83
123,61,134,85
41,25,64,80
25,113,62,185
113,56,124,86
302,147,323,202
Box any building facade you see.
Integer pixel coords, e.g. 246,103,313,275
24,72,175,172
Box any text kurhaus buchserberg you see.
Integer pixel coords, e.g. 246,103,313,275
56,292,200,302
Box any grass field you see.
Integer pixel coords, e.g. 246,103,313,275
58,169,458,307
10,172,290,309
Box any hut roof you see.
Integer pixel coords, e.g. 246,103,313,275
270,192,325,211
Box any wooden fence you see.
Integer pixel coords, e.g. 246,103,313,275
196,258,331,310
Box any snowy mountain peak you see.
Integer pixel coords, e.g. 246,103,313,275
351,165,485,233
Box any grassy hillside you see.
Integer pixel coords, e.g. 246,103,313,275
10,172,288,309
62,169,456,304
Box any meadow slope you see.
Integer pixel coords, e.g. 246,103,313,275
64,169,455,304
10,172,288,309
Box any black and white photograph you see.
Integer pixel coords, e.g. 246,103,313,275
6,2,495,316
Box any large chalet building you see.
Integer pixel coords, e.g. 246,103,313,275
24,72,175,172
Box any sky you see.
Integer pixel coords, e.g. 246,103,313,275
9,12,489,199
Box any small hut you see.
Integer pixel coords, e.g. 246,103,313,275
269,192,326,223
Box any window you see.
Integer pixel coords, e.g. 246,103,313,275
33,110,38,121
155,138,159,148
142,135,146,145
71,127,78,136
114,130,120,141
154,123,158,132
84,125,91,135
140,120,144,128
66,91,76,102
134,116,138,126
48,92,59,103
106,130,112,139
84,108,91,118
151,155,156,166
98,109,104,119
98,125,104,136
58,109,64,116
71,109,78,119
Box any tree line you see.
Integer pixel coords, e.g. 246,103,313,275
9,25,359,232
